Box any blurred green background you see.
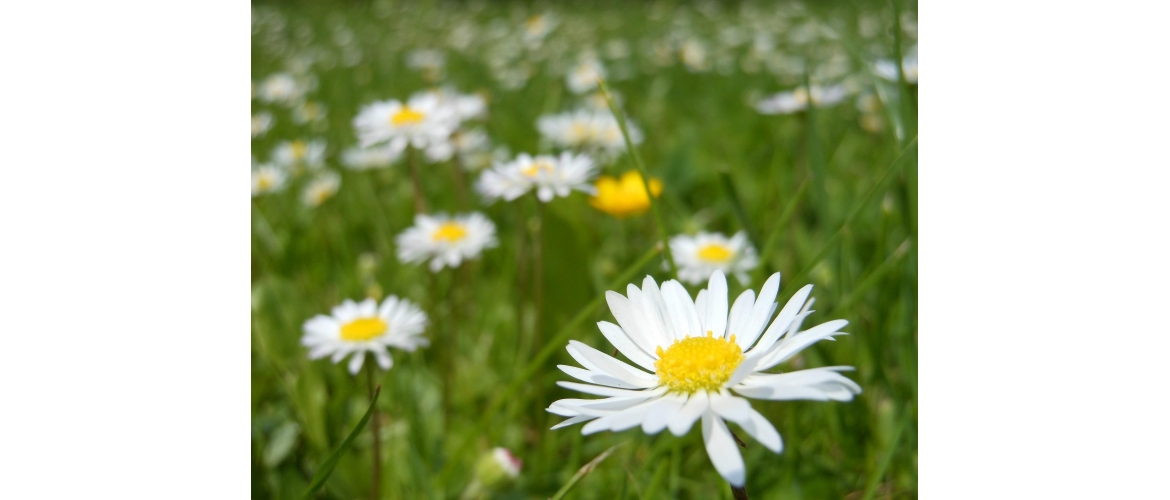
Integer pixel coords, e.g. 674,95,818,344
251,0,917,498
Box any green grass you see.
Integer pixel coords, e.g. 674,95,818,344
251,1,918,498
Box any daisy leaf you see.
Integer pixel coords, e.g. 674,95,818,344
299,385,381,500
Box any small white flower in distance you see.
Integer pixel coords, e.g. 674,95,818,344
257,73,308,105
875,44,917,84
352,92,459,154
755,84,849,115
537,109,640,162
302,296,429,375
341,145,401,171
252,112,274,138
548,271,859,487
302,171,340,208
251,163,287,197
395,212,498,272
566,57,606,94
671,231,759,285
272,139,327,170
476,152,598,203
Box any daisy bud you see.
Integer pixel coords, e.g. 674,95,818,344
475,447,521,488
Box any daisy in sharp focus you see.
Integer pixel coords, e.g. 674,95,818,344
352,92,458,153
476,152,598,203
395,212,498,272
671,231,759,285
548,270,860,488
302,296,428,374
754,84,849,115
590,170,663,218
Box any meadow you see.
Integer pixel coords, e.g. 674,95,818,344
251,1,918,498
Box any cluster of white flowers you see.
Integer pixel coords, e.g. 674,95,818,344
537,108,641,162
476,152,598,203
352,86,491,165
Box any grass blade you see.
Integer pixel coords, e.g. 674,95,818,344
754,175,812,284
300,385,381,500
717,169,762,253
549,442,624,500
860,405,911,500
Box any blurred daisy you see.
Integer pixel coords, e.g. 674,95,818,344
292,101,327,125
566,57,606,94
251,163,287,197
353,92,458,153
671,231,759,285
590,171,663,218
537,109,640,161
875,45,918,84
548,270,859,487
755,84,849,115
302,171,340,207
257,73,307,105
680,39,711,73
302,296,428,375
395,212,498,272
341,145,400,171
424,87,487,122
477,152,597,203
251,112,273,138
523,13,557,44
407,49,446,82
272,139,327,171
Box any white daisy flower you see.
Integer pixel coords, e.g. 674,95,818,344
537,109,640,161
302,171,340,207
670,232,759,285
257,73,308,105
352,92,459,153
875,45,918,84
754,84,850,115
395,212,498,272
302,296,429,375
548,270,859,487
272,139,327,171
418,87,487,122
523,13,557,44
406,49,446,81
252,111,274,138
476,152,598,203
341,145,400,171
251,163,287,197
566,57,606,94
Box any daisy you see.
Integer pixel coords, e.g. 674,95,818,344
670,232,759,285
251,163,287,197
548,270,860,487
537,109,641,161
566,57,606,94
590,170,663,218
256,73,308,105
272,139,327,171
406,49,446,82
476,152,597,203
251,112,274,138
875,45,918,84
395,212,498,272
302,171,340,207
302,296,429,374
754,84,849,115
341,145,401,171
523,13,557,45
352,92,459,153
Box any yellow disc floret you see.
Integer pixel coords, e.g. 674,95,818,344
697,244,734,263
340,317,388,342
522,160,556,178
432,222,469,242
655,331,745,394
391,106,426,126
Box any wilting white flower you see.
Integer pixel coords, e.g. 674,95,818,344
257,73,308,105
302,296,428,374
875,45,917,84
566,57,606,94
755,84,849,115
272,139,327,170
537,109,640,161
252,112,274,138
670,231,759,285
477,152,597,203
302,171,340,207
251,163,287,197
395,212,498,272
353,92,459,154
548,271,859,487
341,145,400,171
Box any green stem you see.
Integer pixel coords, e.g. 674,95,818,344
407,147,428,214
364,357,381,500
597,78,678,278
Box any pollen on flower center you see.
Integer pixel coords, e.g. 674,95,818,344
697,244,734,262
340,317,388,341
432,222,469,242
391,106,426,126
654,331,744,393
290,141,307,159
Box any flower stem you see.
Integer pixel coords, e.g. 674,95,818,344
597,78,678,278
407,147,429,214
449,157,470,210
731,485,749,500
531,198,546,411
364,357,381,500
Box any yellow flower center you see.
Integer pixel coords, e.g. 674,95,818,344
391,106,426,126
256,174,274,190
697,244,734,263
290,141,307,160
522,160,555,178
432,222,468,242
340,317,388,342
655,332,744,394
567,123,593,144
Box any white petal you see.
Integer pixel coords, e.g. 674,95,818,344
596,321,658,371
709,391,753,426
347,352,365,375
605,292,662,358
572,395,656,412
638,276,674,348
662,280,701,340
748,284,813,355
754,319,849,371
704,270,728,338
558,364,653,389
738,407,783,453
739,273,781,349
726,289,755,341
373,349,393,370
557,381,662,398
567,340,658,385
694,289,709,324
551,415,594,430
702,411,746,487
641,394,687,434
668,390,709,436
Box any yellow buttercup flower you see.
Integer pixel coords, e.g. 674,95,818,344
589,171,663,218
